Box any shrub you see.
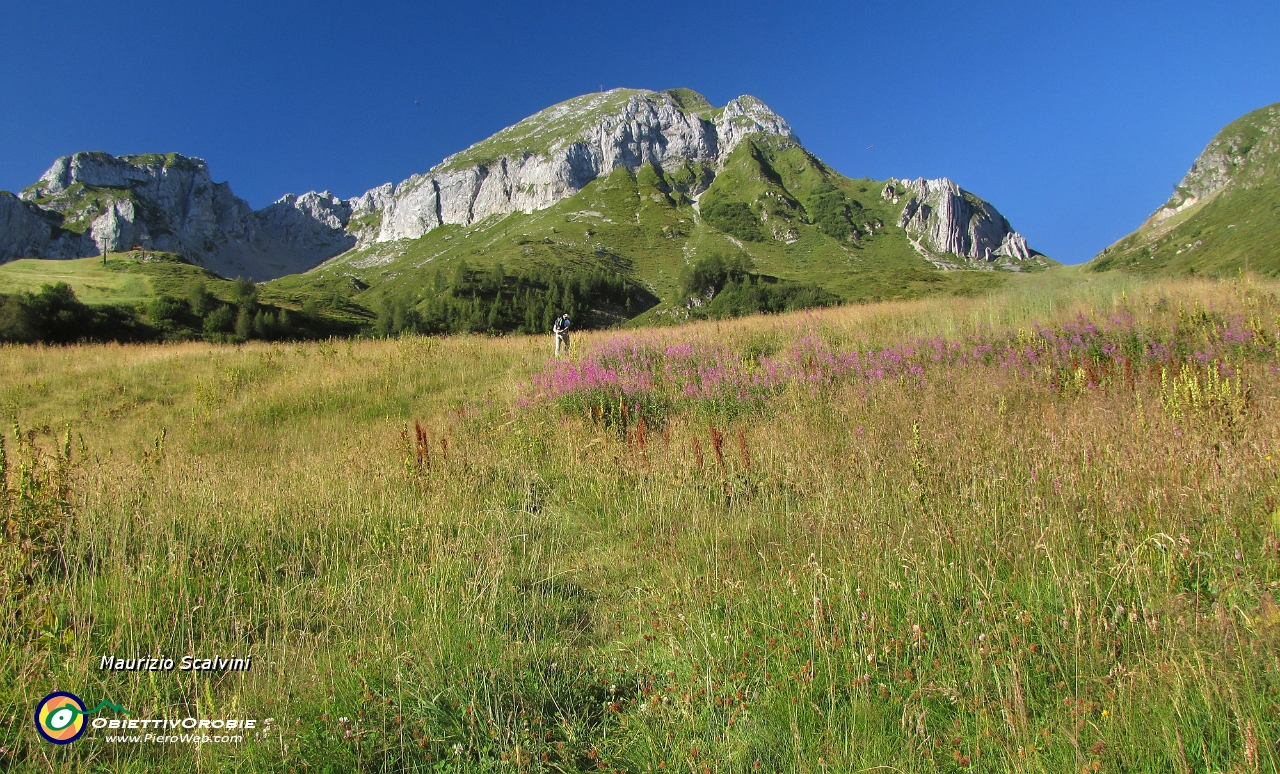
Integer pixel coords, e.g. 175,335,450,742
702,199,763,242
680,251,755,300
806,184,857,241
203,305,235,335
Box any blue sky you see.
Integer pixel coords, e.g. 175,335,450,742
2,0,1278,264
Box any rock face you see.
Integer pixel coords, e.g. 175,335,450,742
5,152,355,280
0,192,90,260
884,178,1040,269
354,89,798,245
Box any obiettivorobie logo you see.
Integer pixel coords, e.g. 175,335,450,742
34,692,130,744
35,691,258,745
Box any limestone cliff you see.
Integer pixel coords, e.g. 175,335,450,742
883,178,1044,270
6,152,354,280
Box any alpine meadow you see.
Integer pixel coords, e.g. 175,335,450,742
3,266,1280,772
3,75,1280,774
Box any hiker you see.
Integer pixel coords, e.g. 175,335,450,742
552,313,571,357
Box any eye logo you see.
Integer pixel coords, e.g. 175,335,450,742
35,692,87,744
34,692,129,744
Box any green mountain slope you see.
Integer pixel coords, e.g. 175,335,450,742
1091,102,1280,277
272,123,1040,333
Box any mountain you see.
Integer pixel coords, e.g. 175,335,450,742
1,152,355,280
1090,101,1280,277
269,88,1048,325
1,88,1048,322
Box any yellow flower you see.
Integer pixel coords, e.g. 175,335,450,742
1101,710,1110,717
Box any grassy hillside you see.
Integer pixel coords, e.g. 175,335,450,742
0,252,366,343
0,252,231,305
2,270,1278,772
276,135,1015,331
1091,102,1280,277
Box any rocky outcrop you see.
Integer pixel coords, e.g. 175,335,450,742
0,192,92,260
4,152,355,280
358,89,798,245
884,178,1040,269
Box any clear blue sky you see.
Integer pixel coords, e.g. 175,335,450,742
2,1,1278,263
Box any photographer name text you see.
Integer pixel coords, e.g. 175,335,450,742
99,655,253,672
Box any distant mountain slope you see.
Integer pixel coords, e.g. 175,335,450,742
0,153,354,281
272,88,1048,325
1090,102,1280,277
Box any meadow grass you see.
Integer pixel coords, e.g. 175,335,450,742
1,269,1278,773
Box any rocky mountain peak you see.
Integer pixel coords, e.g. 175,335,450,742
358,89,799,246
22,152,210,202
884,177,1041,270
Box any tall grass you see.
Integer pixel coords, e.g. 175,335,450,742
1,271,1278,772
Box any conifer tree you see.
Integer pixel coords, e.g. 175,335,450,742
234,306,252,339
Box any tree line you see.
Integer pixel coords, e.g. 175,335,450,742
679,251,839,320
0,278,349,345
373,260,652,337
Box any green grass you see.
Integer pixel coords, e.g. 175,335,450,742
1,271,1278,771
0,256,152,304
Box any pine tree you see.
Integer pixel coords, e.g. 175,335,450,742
253,310,270,339
486,298,502,331
234,306,252,339
233,277,258,308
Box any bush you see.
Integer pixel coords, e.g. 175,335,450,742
21,282,93,343
680,252,754,299
0,283,153,344
806,185,857,241
0,294,37,343
147,295,195,334
701,199,763,242
203,305,235,335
